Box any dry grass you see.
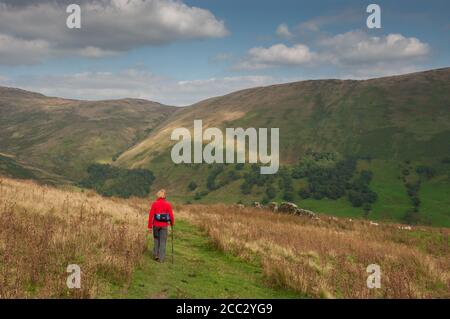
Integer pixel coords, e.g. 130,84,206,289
181,204,450,298
1,177,448,299
0,177,148,298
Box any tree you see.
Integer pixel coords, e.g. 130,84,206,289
80,164,155,198
416,166,435,180
240,181,252,195
363,203,371,216
283,191,294,201
411,196,421,209
188,181,197,191
348,190,363,207
265,185,277,200
404,210,420,225
299,188,311,199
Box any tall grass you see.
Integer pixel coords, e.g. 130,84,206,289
1,177,448,299
181,204,450,298
0,178,148,298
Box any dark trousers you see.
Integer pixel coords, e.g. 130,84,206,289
152,226,168,261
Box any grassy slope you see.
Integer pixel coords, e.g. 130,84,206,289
180,205,450,298
150,159,450,227
118,68,450,169
1,69,449,226
0,89,177,180
114,69,450,227
2,177,447,298
420,175,450,226
106,219,300,299
0,153,68,184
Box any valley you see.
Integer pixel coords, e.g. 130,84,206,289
0,68,449,226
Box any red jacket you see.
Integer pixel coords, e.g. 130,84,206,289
148,198,174,228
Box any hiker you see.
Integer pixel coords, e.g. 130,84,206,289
148,189,174,262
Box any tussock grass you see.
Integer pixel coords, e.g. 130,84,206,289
1,177,448,299
181,204,450,298
0,177,148,298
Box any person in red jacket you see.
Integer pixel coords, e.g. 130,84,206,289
148,189,174,262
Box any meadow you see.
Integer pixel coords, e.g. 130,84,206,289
0,177,147,298
1,177,448,298
0,177,296,299
181,205,450,298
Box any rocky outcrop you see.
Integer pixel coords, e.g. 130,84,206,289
268,202,278,212
296,208,316,218
248,201,317,218
278,202,299,214
252,201,262,209
277,202,317,218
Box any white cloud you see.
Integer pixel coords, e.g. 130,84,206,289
234,29,429,77
0,0,228,65
0,34,52,65
295,9,360,34
6,69,281,106
235,44,316,70
76,46,120,58
319,31,430,65
276,23,293,39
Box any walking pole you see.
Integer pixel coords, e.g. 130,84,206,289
171,224,174,264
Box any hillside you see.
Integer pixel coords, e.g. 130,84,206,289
181,204,449,298
1,178,448,298
0,177,299,298
0,68,449,226
115,68,450,226
0,153,69,184
117,68,450,166
0,88,177,181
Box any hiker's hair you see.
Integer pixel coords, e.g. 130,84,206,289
156,189,166,199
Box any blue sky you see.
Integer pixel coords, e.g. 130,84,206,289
0,0,448,105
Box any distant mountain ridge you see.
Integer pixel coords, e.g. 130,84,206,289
0,88,177,180
1,68,449,226
117,67,450,166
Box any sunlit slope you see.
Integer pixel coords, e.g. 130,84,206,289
0,88,176,180
117,68,450,167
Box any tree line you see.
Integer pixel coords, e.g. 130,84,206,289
80,163,155,198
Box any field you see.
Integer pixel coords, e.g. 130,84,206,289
181,205,450,298
0,177,297,298
1,177,448,298
1,69,449,228
0,177,147,298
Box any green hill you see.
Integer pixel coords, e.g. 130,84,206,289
0,152,68,184
0,68,449,226
115,68,450,226
117,68,450,166
0,88,177,181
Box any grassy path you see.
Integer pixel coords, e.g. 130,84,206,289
106,219,300,299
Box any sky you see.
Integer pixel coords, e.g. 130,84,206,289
0,0,448,106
